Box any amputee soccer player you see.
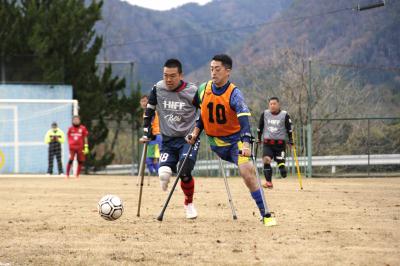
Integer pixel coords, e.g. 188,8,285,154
66,115,89,178
140,59,200,219
140,95,161,175
44,122,65,175
258,97,293,189
187,54,276,226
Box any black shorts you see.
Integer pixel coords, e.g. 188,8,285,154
262,143,286,162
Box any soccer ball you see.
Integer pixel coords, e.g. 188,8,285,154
98,194,123,221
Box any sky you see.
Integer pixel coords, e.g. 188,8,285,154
122,0,212,11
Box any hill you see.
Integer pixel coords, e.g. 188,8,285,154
96,0,292,89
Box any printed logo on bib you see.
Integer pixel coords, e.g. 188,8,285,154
164,114,182,123
267,119,282,126
268,126,278,133
162,100,186,110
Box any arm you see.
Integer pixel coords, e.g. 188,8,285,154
230,89,252,143
285,113,293,144
44,130,51,144
257,112,264,142
142,86,157,140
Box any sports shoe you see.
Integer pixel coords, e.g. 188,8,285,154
184,203,198,219
263,216,277,227
263,181,273,189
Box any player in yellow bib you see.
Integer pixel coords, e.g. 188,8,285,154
187,54,276,226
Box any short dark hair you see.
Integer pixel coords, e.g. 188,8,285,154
140,95,148,100
212,54,233,69
164,58,183,73
268,97,280,103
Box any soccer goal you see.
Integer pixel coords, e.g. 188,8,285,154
0,99,78,174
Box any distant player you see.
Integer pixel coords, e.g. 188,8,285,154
140,95,161,175
257,97,293,189
44,122,65,175
188,54,276,226
140,59,200,219
66,115,89,178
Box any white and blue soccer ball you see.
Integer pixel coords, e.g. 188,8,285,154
98,194,123,221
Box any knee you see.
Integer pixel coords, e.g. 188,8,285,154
263,156,272,164
158,166,172,181
178,160,195,183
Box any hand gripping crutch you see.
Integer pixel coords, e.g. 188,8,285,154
218,159,238,220
136,142,148,217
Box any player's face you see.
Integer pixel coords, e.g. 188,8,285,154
210,60,230,87
269,100,280,113
140,97,148,109
72,117,81,126
163,67,182,90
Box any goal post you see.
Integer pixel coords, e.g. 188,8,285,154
0,99,79,174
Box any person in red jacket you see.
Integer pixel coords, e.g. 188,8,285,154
66,115,89,178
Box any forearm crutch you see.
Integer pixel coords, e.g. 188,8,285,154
219,158,237,220
136,142,148,217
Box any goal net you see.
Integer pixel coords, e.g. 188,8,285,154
0,99,78,174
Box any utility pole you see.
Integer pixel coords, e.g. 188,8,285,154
307,58,312,177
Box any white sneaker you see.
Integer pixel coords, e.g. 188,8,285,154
160,178,170,191
184,203,198,219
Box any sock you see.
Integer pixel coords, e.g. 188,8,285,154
251,189,267,217
180,177,195,205
263,164,272,182
77,162,83,177
66,162,72,176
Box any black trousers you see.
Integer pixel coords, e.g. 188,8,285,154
48,142,63,174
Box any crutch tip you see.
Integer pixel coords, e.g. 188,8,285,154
233,215,238,220
156,216,163,222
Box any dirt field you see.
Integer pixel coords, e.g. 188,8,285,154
0,175,399,266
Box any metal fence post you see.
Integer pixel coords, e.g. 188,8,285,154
307,58,313,177
367,119,370,176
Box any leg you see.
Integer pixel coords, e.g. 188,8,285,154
158,139,178,191
276,147,287,178
211,142,269,218
239,161,273,220
179,159,196,206
153,158,160,173
55,144,63,174
262,144,274,188
146,144,156,175
47,146,54,174
66,149,76,177
178,139,200,219
146,157,155,175
76,149,86,178
234,142,272,220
